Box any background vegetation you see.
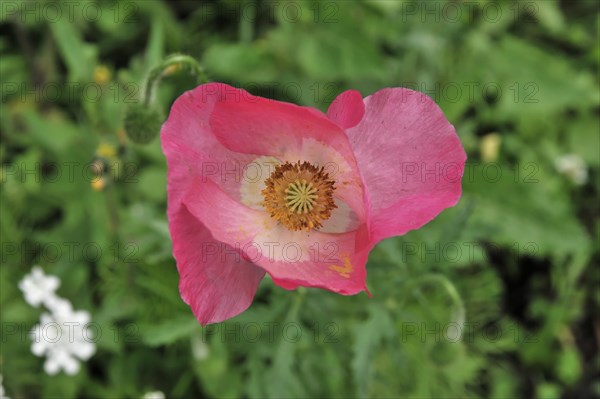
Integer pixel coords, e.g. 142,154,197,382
1,0,598,398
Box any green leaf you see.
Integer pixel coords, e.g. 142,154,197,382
193,337,243,398
351,305,394,398
556,347,582,385
140,316,200,347
49,20,97,81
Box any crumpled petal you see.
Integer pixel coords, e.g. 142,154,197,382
172,205,265,325
335,88,466,243
161,82,259,203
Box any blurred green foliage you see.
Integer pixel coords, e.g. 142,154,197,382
1,0,598,398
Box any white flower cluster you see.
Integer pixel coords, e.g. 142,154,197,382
18,266,96,376
0,374,9,399
18,266,60,308
554,153,588,185
142,391,166,399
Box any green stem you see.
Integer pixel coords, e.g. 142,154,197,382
288,287,306,321
409,273,466,327
239,0,256,43
143,54,208,106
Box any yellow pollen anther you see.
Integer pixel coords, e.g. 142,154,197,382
262,161,337,231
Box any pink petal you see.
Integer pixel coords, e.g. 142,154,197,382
345,88,466,243
171,206,265,325
327,90,365,129
183,177,371,295
208,88,351,161
161,83,260,203
161,85,266,325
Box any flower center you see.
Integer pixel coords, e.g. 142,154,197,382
285,180,317,214
262,161,337,231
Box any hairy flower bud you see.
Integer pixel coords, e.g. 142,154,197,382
123,104,163,144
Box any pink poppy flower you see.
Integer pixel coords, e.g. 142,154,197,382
161,83,466,325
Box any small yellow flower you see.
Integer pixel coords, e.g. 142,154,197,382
479,133,501,163
91,177,106,192
93,65,111,85
96,143,117,160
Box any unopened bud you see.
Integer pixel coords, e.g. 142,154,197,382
123,104,163,144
